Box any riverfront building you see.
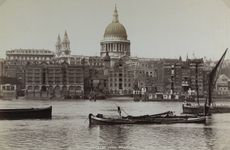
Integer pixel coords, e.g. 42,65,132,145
24,32,85,99
25,61,84,99
215,74,230,97
1,5,211,99
6,49,54,61
162,59,182,97
0,58,4,77
3,49,55,91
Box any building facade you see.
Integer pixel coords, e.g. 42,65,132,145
23,32,87,99
6,49,54,62
0,58,4,77
188,58,204,96
25,61,84,99
1,5,213,99
162,59,182,96
214,74,230,97
108,56,135,95
0,84,16,99
134,59,159,93
4,49,55,91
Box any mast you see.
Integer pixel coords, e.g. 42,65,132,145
205,48,228,115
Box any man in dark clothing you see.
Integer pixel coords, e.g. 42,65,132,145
117,106,121,117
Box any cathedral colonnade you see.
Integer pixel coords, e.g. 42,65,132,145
100,42,130,57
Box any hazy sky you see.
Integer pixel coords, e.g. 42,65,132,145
1,0,230,60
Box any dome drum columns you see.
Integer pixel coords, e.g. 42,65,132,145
100,42,130,58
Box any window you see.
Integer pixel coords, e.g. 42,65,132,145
119,83,122,89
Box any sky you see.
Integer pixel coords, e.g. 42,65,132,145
1,0,230,60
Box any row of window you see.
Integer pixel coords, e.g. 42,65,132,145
26,72,83,75
7,49,52,54
109,83,132,87
27,80,83,84
1,86,15,91
27,86,82,90
8,56,52,61
110,78,132,82
109,73,133,77
218,87,229,91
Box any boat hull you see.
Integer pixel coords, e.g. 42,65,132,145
88,113,206,125
152,116,206,124
0,106,52,120
89,116,136,125
182,104,230,114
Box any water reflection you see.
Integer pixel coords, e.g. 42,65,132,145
203,127,215,150
0,100,230,150
89,124,212,150
97,125,129,150
0,121,76,150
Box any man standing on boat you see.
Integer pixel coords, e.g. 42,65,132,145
117,106,121,117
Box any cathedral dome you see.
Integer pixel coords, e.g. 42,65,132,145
104,23,127,40
103,6,127,40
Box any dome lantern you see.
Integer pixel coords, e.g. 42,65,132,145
113,5,119,23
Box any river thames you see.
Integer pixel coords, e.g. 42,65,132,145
0,99,230,150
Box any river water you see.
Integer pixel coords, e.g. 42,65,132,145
0,99,230,150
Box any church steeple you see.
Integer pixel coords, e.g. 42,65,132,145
113,4,119,23
55,34,62,56
62,30,71,55
63,30,70,43
103,50,110,75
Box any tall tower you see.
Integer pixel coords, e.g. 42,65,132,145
100,5,130,59
62,30,71,55
103,50,111,76
55,34,62,56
